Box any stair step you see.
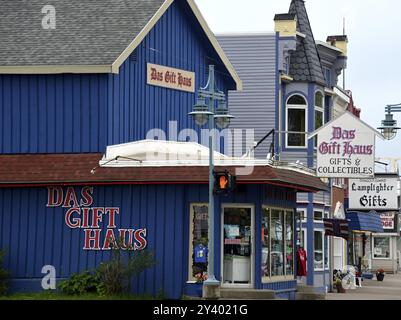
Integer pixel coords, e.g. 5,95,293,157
220,289,276,300
296,292,326,300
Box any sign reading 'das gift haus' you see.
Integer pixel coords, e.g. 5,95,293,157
147,63,195,93
46,186,147,251
349,176,399,210
310,112,381,178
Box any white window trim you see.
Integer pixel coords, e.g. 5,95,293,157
314,229,325,271
314,91,325,149
324,234,330,270
372,235,393,260
262,207,295,283
285,95,308,149
297,208,307,223
313,209,325,223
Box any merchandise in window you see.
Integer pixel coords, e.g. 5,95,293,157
261,207,294,282
271,210,284,277
373,237,391,259
189,204,209,281
261,210,270,279
285,212,294,275
287,95,307,148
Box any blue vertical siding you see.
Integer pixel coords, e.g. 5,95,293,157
0,74,108,154
0,183,296,299
0,1,235,155
107,0,234,148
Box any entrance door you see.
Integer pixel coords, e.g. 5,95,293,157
221,205,254,288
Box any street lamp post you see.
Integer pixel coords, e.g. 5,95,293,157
188,65,234,299
378,104,401,140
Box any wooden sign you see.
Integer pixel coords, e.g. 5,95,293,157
147,63,195,93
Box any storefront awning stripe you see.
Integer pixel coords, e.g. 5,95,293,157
346,211,384,233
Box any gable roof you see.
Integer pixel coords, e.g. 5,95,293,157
308,111,385,140
288,0,326,85
0,0,242,90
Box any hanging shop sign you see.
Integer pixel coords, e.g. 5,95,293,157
309,112,382,178
349,176,399,210
147,63,195,93
381,213,396,230
46,186,147,251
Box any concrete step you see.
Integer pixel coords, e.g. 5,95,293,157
296,292,326,300
297,284,317,294
220,289,276,300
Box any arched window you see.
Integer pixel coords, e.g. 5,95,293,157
286,94,307,148
315,91,325,147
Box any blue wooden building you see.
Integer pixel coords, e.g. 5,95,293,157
0,0,327,299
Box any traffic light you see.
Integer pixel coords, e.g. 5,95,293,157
214,171,236,195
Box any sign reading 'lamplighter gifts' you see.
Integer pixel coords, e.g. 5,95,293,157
311,112,381,178
349,176,399,210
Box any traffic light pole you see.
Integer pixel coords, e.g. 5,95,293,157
205,65,219,289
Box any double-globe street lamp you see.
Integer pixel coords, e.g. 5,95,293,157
188,65,234,297
378,103,401,140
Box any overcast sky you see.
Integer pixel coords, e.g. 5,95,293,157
195,0,401,162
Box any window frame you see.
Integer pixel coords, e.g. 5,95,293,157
285,94,308,149
314,91,325,148
372,235,392,260
297,208,307,223
313,209,325,223
261,206,295,283
314,229,325,271
187,203,209,283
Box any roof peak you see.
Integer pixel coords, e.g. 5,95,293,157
287,0,325,84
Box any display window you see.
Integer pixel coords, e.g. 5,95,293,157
188,204,209,282
373,236,391,259
314,230,329,271
261,207,294,282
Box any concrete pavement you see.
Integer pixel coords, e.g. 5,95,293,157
326,273,401,300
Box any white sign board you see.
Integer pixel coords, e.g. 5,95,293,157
147,63,195,93
381,213,395,230
349,176,399,210
313,112,378,178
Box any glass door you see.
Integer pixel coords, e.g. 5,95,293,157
222,206,254,287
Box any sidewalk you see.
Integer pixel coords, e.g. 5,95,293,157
326,273,401,300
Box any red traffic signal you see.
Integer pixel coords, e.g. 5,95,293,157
214,171,236,194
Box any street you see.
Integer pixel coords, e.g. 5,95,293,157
326,273,401,300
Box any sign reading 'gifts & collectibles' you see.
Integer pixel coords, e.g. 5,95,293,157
147,63,195,93
349,176,399,210
310,112,382,178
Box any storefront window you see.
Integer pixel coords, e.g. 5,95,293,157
314,230,323,270
324,234,329,269
271,210,284,277
188,204,209,282
262,207,294,282
261,208,270,279
373,237,391,259
285,211,294,275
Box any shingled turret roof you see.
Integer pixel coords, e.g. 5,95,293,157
288,0,325,85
